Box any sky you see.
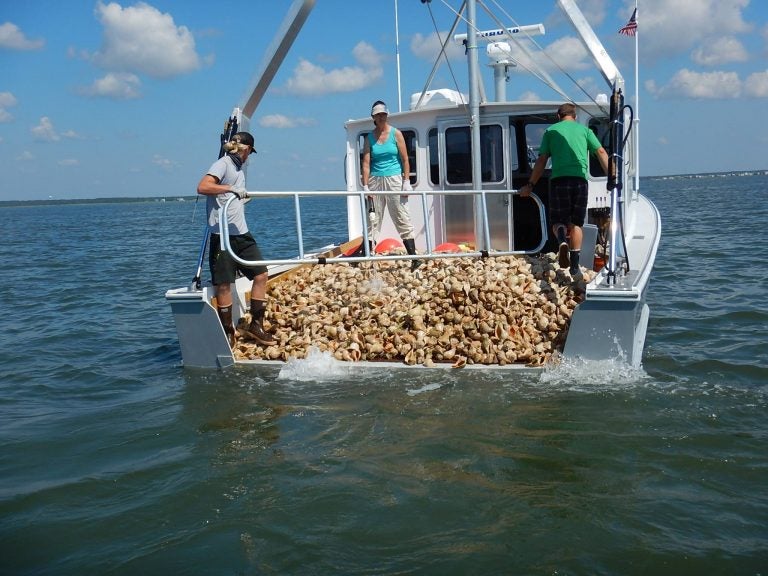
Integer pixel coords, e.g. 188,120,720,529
1,0,767,201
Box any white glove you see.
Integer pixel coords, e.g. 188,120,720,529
230,186,247,200
402,179,412,192
363,185,370,193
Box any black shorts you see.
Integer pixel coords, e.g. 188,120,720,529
209,232,267,285
549,177,588,228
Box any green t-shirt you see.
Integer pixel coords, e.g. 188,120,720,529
540,120,602,179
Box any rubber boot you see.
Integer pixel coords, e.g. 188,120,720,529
243,299,277,346
569,250,583,281
217,305,236,348
402,238,421,271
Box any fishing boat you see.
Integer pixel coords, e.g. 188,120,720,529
165,0,660,370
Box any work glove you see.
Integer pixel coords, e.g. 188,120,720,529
402,179,412,192
230,186,248,200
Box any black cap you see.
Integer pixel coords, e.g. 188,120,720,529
232,131,256,152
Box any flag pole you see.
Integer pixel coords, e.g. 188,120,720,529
395,0,402,112
633,0,639,195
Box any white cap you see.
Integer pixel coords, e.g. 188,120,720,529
371,103,389,116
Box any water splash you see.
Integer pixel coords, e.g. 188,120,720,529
276,346,353,382
406,382,443,396
537,354,649,393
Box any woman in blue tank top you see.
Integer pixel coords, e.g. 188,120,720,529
361,100,420,269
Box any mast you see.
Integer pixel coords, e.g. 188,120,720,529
395,0,402,112
467,0,489,250
466,0,481,193
633,2,640,195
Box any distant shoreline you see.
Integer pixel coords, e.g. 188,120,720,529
2,170,766,207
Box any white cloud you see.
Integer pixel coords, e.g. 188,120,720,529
284,41,384,96
58,159,80,166
577,0,609,26
636,0,751,60
0,22,44,50
92,1,200,78
81,73,141,99
30,117,83,141
744,70,768,98
410,31,464,62
258,114,316,129
0,92,18,107
152,154,178,171
17,151,35,161
0,91,17,122
691,36,748,66
517,90,541,101
61,129,84,139
31,117,60,141
540,36,590,71
352,41,385,69
646,69,741,99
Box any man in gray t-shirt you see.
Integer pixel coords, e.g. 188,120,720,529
196,131,276,348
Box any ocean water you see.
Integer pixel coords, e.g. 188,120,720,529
1,175,766,575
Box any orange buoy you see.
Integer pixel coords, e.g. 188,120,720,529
374,238,404,254
434,242,460,253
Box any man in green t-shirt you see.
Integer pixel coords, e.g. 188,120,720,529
521,103,609,279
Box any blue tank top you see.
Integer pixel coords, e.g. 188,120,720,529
369,129,402,177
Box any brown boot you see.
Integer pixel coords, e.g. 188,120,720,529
217,305,236,348
243,299,277,346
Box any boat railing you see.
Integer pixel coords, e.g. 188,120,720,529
211,187,548,270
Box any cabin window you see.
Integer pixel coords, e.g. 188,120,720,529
428,128,439,185
358,129,418,185
525,123,552,171
444,124,504,185
588,118,609,178
508,125,520,174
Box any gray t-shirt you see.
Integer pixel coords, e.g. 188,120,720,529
206,155,249,235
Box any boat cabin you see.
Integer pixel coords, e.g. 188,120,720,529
344,93,619,258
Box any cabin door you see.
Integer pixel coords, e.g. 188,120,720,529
438,118,511,251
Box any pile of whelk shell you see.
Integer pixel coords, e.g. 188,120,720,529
233,251,594,367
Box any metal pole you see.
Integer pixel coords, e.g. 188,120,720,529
395,0,402,112
633,0,640,196
467,0,486,250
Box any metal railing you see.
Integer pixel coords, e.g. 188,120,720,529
208,187,548,270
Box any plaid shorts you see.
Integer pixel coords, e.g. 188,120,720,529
209,232,267,285
549,177,588,227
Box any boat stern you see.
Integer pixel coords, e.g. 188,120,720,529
165,286,235,369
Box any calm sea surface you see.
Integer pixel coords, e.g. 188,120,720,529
1,175,766,575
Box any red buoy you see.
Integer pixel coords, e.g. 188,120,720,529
434,242,460,253
374,238,404,254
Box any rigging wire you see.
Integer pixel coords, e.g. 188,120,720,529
478,0,576,104
440,0,609,117
485,0,600,103
418,1,473,123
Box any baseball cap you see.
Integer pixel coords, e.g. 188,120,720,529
233,131,256,153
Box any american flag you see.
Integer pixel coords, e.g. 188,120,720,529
619,8,637,36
